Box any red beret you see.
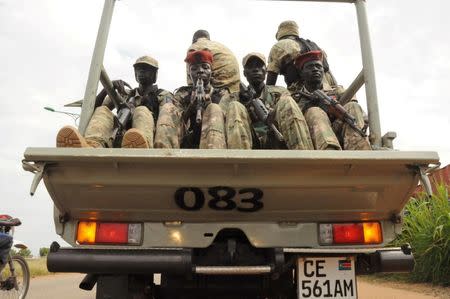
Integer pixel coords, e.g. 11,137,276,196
185,50,213,65
294,51,323,69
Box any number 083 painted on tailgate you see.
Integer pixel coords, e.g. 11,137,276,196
298,257,357,299
174,186,264,212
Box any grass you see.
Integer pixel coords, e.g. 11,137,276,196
373,184,450,286
27,258,53,278
396,185,450,285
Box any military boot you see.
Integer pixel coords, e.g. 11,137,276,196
56,126,102,148
121,128,149,148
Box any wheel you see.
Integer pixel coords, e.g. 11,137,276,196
0,255,30,299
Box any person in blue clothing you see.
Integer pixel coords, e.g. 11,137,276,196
0,215,15,272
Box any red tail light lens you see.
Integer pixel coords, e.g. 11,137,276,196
333,223,365,244
96,223,128,244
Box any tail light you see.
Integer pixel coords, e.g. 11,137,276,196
77,221,142,245
319,222,382,245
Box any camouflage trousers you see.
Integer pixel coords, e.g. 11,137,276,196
194,102,252,149
304,102,371,150
85,106,155,148
154,103,182,148
274,97,314,150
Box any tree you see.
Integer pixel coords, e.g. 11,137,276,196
17,248,32,258
39,247,50,257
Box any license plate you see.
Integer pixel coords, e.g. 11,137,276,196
297,257,357,299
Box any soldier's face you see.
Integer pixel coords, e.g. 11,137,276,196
301,60,324,85
134,64,157,86
189,63,212,85
244,58,266,86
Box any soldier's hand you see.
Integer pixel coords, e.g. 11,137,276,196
239,89,253,104
112,80,131,96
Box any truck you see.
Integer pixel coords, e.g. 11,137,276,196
22,0,440,298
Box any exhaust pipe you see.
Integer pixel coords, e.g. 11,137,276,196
79,274,98,290
48,244,192,275
377,250,414,273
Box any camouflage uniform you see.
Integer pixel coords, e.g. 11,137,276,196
85,86,178,148
187,38,241,93
268,20,335,90
175,86,251,149
222,85,313,150
290,83,371,150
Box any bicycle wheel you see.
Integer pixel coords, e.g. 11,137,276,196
0,255,30,299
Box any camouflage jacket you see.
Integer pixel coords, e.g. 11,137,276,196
267,39,300,75
226,85,291,149
174,85,229,148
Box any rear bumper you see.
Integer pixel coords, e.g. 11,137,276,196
47,243,413,275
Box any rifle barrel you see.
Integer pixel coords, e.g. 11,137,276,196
100,67,124,110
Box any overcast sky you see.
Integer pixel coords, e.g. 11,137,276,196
1,0,449,254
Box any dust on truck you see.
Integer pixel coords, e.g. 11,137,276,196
22,0,439,298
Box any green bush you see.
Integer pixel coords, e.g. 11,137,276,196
39,247,50,257
395,185,450,285
17,248,32,258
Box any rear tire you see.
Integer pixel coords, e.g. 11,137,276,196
1,255,30,299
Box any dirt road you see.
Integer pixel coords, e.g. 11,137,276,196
26,274,446,299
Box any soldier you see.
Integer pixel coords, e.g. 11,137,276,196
56,55,180,149
177,50,250,149
186,30,241,93
291,51,371,150
223,52,313,150
266,20,336,90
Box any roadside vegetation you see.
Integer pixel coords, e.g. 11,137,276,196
27,258,52,278
373,184,450,286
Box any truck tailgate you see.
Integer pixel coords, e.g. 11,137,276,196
23,148,438,222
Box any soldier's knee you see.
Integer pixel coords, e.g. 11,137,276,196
305,107,327,122
205,103,222,113
134,105,152,116
93,105,114,119
228,101,247,117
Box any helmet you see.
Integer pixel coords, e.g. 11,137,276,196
276,20,299,40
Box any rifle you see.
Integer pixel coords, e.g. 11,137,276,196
240,83,284,142
296,89,366,137
99,69,134,145
194,78,205,124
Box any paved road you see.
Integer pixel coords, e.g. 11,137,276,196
26,274,439,299
27,274,94,299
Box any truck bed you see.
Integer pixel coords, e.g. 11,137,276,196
23,148,439,223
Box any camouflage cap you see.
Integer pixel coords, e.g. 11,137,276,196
242,52,266,67
276,20,299,40
133,55,159,69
